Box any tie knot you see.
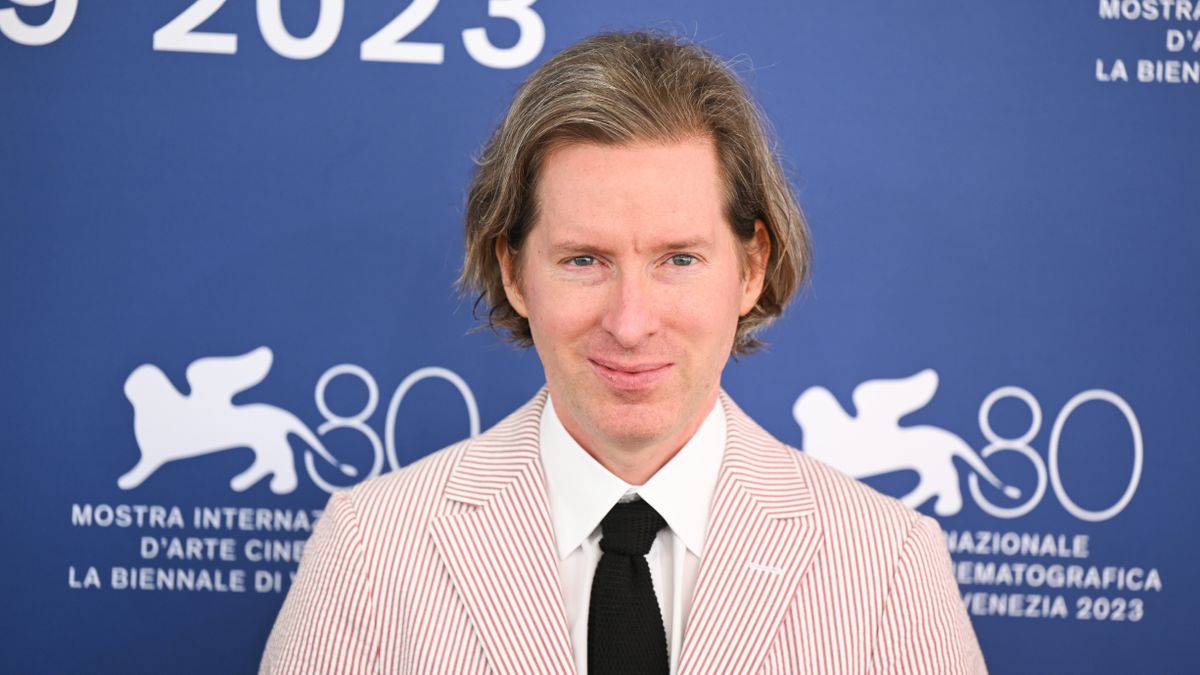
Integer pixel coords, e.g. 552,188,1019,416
598,499,667,556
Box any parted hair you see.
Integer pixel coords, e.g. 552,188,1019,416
459,30,811,354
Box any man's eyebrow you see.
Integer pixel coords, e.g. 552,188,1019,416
546,240,617,256
659,237,713,251
546,238,714,254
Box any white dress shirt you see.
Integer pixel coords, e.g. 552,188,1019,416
539,395,726,675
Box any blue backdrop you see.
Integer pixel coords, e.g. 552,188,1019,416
4,1,1198,672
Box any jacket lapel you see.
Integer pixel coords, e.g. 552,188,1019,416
428,390,576,674
678,393,824,674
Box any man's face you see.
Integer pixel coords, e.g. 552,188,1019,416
499,138,768,460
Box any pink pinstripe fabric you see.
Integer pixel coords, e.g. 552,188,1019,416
260,389,986,674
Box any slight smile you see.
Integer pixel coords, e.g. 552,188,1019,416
587,358,674,391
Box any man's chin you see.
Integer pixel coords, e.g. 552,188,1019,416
552,380,684,442
597,425,670,451
594,403,679,443
600,385,662,405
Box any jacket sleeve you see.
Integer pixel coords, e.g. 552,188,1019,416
260,491,379,674
867,515,988,674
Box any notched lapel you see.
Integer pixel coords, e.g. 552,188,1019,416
428,391,576,674
678,395,825,675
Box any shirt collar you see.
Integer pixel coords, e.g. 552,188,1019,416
539,393,726,560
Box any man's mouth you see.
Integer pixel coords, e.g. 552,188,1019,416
587,358,673,390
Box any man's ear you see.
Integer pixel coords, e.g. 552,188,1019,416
496,237,529,317
739,220,771,316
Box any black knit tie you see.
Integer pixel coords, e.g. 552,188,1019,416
588,498,670,675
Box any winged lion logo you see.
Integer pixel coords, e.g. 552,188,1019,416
119,346,356,494
794,369,1020,516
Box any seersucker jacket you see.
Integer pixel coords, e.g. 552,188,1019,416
261,388,987,674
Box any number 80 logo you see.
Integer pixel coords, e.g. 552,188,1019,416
305,364,480,493
969,387,1143,522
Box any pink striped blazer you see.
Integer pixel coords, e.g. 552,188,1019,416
261,389,986,674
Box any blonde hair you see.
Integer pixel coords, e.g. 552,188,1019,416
460,30,811,354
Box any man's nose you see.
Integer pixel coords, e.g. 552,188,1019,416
600,270,660,349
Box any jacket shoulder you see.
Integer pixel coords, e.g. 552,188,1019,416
340,437,471,515
722,390,927,537
331,389,547,528
782,449,987,672
789,444,927,533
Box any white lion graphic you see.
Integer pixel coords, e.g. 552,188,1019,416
119,346,356,494
794,369,1020,516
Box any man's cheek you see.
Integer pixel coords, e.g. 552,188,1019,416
542,308,598,336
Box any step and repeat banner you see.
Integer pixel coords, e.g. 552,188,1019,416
3,1,1197,673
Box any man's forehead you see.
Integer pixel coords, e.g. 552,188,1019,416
537,138,721,191
532,139,728,249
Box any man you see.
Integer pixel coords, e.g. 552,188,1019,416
262,31,986,674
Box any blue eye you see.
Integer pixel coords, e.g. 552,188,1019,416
567,255,596,267
669,254,696,266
